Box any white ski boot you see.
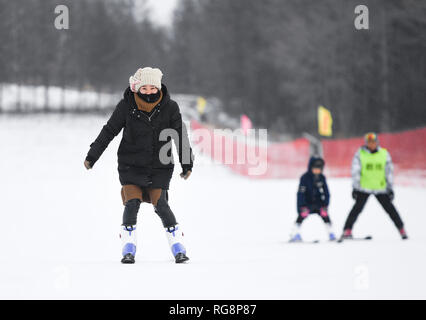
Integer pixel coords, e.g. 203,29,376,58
166,225,189,263
120,225,137,264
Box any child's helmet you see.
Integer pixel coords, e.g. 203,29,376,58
311,158,325,170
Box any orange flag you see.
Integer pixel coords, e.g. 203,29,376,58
318,105,333,137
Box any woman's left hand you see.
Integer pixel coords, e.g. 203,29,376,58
180,167,192,180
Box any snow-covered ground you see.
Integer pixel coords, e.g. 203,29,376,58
0,83,120,112
0,114,425,299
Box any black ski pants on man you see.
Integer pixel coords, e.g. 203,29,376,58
343,191,404,231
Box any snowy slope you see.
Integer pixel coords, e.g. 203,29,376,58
0,84,120,112
0,114,425,299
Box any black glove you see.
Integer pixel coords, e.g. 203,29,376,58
180,165,192,180
352,189,359,200
388,189,394,201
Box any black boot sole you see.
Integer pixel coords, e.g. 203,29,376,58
121,259,135,264
121,254,135,264
175,253,189,264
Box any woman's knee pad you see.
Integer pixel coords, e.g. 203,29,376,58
123,198,141,226
154,190,177,228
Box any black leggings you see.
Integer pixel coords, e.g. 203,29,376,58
343,192,404,230
122,189,177,228
296,207,332,225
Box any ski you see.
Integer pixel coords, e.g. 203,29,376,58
337,235,373,243
288,239,320,244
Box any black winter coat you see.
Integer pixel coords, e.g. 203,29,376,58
297,157,330,213
86,84,193,188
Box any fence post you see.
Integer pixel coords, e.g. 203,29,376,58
303,132,323,158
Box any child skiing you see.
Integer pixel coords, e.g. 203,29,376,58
340,132,407,240
84,67,194,264
289,157,336,242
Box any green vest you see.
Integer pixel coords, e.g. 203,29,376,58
360,148,388,191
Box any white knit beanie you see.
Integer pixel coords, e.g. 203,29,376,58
129,67,163,92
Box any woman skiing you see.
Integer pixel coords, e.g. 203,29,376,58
84,67,194,264
340,132,407,240
289,157,336,242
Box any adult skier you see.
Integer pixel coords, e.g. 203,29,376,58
84,67,194,264
289,157,336,242
340,132,407,240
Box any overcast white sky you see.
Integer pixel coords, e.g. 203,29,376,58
135,0,178,27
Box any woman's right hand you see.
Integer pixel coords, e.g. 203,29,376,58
84,159,92,170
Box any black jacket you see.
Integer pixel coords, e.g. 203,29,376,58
86,84,193,171
297,157,330,213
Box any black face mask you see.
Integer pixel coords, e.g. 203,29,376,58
137,90,161,103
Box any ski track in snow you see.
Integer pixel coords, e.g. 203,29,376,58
0,114,425,299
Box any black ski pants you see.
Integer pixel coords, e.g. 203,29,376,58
343,191,404,230
296,205,332,225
